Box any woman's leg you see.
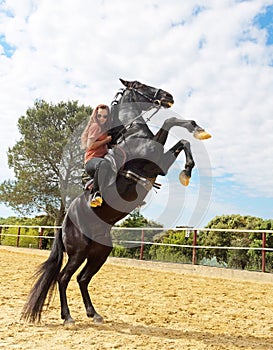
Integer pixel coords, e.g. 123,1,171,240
85,158,104,178
85,158,104,207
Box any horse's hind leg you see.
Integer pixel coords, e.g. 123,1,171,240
159,139,195,186
77,243,112,323
58,254,85,325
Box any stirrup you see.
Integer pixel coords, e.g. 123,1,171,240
90,192,103,207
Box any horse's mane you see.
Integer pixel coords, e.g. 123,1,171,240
109,89,126,145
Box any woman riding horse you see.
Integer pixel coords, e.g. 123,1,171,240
21,79,211,325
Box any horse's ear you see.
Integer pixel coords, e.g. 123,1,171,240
119,79,132,88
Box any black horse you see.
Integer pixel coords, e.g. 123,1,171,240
21,79,211,325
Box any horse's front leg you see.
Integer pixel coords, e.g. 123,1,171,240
159,139,195,186
153,117,211,145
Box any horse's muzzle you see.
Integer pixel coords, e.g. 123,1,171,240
161,100,174,108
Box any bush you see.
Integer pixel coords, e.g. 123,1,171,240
149,230,194,263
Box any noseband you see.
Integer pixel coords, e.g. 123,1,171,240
130,87,162,107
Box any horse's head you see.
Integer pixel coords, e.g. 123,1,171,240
109,78,174,145
119,79,174,108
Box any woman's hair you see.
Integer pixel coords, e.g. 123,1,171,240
81,104,111,149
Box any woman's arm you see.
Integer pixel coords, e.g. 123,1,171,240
87,135,112,150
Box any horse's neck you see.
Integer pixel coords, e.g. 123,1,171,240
110,103,145,130
118,104,145,125
110,99,155,144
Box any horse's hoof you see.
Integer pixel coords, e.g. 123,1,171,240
63,318,75,328
179,171,190,186
194,130,212,140
93,313,104,325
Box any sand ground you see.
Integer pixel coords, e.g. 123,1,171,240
0,246,273,350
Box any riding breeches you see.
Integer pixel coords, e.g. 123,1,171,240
85,157,113,194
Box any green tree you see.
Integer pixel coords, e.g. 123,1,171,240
248,219,273,271
119,208,149,227
0,215,55,248
201,214,268,269
0,100,92,226
149,229,194,263
111,209,163,259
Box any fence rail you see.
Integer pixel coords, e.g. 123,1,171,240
1,225,273,273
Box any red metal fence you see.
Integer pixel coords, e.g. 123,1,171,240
0,225,273,273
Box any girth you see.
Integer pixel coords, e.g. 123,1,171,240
120,170,158,192
83,169,161,193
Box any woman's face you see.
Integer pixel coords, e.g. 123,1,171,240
97,107,108,126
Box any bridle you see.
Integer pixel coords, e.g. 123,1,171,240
130,87,163,108
111,86,163,134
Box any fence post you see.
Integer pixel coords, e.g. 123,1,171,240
0,226,2,244
140,228,145,260
262,232,266,273
16,226,21,247
192,230,198,265
38,227,44,249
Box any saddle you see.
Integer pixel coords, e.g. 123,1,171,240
81,146,162,194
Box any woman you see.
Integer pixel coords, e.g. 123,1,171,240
81,104,112,207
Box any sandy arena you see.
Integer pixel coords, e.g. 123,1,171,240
0,246,273,350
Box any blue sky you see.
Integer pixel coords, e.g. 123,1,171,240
255,4,273,45
0,34,15,57
0,0,273,227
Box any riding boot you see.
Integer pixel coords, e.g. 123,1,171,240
90,166,103,207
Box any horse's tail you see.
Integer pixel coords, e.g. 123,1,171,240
21,229,64,323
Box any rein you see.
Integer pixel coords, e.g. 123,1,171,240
125,104,160,130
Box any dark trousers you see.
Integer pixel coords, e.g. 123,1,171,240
85,158,104,178
85,157,112,194
85,158,104,193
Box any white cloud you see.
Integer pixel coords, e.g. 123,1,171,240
0,0,273,223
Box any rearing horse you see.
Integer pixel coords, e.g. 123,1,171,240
21,79,211,326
